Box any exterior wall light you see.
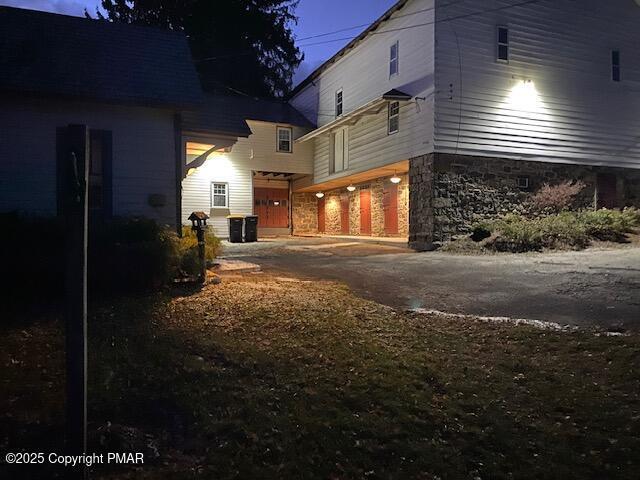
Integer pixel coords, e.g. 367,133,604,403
347,185,356,192
390,175,402,184
316,192,325,198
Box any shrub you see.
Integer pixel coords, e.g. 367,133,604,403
177,227,223,275
474,208,639,253
531,180,586,213
578,208,640,241
0,215,222,303
89,218,181,292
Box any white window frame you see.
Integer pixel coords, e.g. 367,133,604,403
211,182,229,209
388,101,400,135
389,41,399,77
335,88,343,117
497,26,509,63
276,126,293,153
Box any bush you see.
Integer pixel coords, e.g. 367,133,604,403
90,218,180,292
474,208,640,253
0,215,223,302
177,227,223,276
578,208,640,241
531,180,586,213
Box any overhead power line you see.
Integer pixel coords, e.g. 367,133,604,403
298,0,543,48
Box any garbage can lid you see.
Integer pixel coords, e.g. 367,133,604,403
245,215,258,219
226,214,246,219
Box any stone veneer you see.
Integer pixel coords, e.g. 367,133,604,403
291,193,317,235
408,153,640,248
292,174,410,237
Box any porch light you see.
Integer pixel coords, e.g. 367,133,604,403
316,192,325,198
347,185,356,192
390,175,402,184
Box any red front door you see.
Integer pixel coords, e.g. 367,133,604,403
317,197,326,233
383,183,399,235
360,190,371,235
254,188,289,228
340,195,350,234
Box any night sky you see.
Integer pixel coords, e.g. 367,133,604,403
0,0,397,85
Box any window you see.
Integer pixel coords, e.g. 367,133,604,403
88,129,112,218
612,50,621,82
277,126,292,153
497,26,509,62
389,41,399,76
517,176,530,190
331,127,349,174
211,182,229,208
335,89,343,117
388,101,400,134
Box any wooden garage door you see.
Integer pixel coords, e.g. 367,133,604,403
360,190,371,235
340,195,350,234
254,188,289,228
318,197,326,233
383,184,399,235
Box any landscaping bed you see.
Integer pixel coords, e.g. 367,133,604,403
2,275,640,479
444,208,640,254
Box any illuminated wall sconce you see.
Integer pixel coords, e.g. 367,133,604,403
390,174,402,184
316,192,325,198
347,185,356,192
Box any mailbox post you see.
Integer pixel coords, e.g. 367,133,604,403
188,211,209,283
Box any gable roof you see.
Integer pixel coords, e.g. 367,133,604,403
0,6,203,108
182,94,316,137
289,0,409,98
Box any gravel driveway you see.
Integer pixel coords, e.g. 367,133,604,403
223,238,640,330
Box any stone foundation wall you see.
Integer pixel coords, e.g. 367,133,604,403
408,154,435,251
349,189,360,235
408,153,640,246
398,179,410,236
292,193,317,235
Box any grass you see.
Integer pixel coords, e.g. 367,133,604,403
2,275,640,479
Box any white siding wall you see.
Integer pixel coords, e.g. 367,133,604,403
0,97,177,224
290,0,436,184
181,120,313,236
434,0,640,169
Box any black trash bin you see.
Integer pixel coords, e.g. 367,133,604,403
227,215,244,243
244,215,258,243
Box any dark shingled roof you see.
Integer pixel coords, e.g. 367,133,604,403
0,6,203,108
182,94,316,137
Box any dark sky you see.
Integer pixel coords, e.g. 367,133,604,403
0,0,397,85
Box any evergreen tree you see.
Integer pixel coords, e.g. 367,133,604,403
88,0,303,98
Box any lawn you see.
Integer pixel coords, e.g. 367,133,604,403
1,274,639,479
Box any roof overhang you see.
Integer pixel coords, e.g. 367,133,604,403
296,90,412,143
294,160,409,193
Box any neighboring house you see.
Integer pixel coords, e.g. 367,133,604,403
0,6,202,228
289,0,640,249
180,94,314,237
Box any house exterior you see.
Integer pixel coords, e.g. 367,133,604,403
0,6,202,228
180,94,314,237
289,0,640,249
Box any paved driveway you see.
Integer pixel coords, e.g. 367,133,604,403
222,238,640,330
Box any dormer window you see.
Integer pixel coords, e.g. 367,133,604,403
335,89,343,117
389,41,399,76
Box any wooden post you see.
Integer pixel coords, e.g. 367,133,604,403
61,124,89,478
197,228,206,283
